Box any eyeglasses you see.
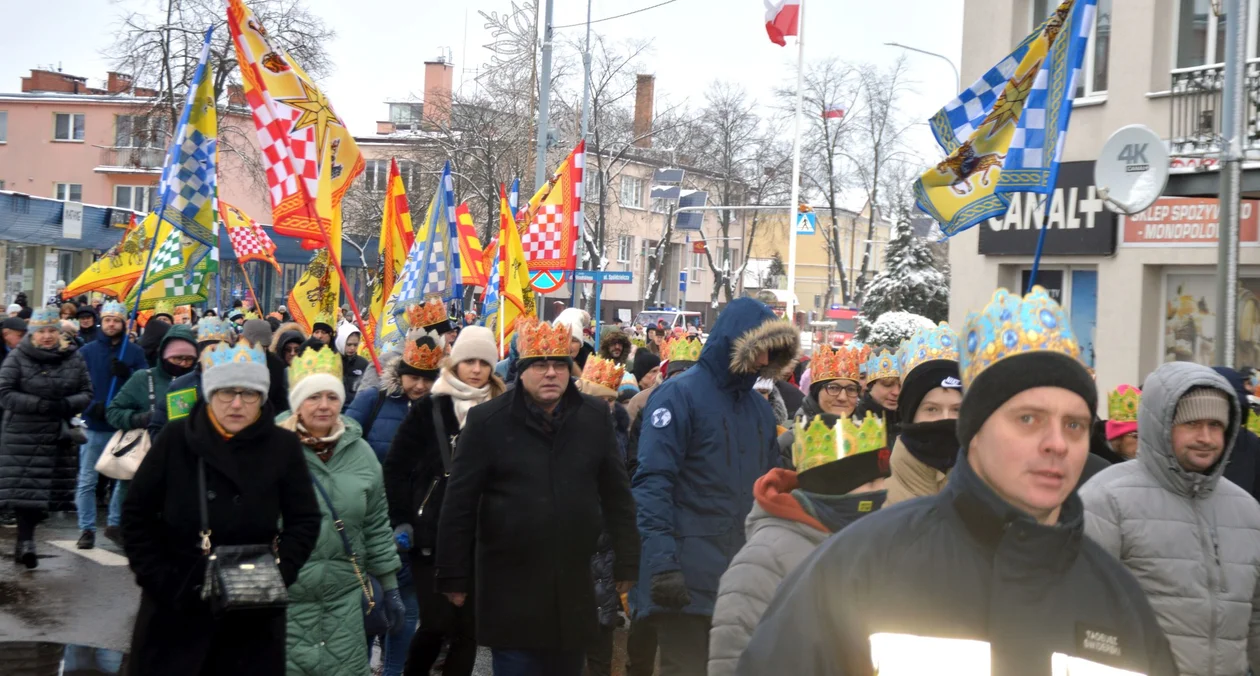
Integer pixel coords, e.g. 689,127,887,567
212,388,262,404
527,360,567,374
166,355,197,366
823,382,861,397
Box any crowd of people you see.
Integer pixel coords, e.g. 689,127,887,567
1,285,1259,675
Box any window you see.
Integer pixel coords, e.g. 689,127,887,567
54,113,85,141
0,181,5,191
650,197,671,214
1032,0,1111,97
363,159,390,192
389,103,423,129
0,111,7,143
620,176,644,209
692,251,706,271
1176,0,1260,68
114,185,157,212
114,114,166,148
617,235,633,263
585,171,602,204
55,183,83,202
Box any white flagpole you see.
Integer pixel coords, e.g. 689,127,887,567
784,0,805,322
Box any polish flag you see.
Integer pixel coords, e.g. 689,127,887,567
765,0,800,46
823,105,845,120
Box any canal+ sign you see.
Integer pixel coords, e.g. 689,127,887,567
977,161,1118,256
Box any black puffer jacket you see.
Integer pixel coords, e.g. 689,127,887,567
0,336,92,511
592,404,632,628
737,445,1178,676
1213,366,1260,499
383,393,462,560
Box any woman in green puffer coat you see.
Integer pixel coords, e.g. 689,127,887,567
280,341,404,676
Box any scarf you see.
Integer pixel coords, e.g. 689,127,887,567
431,371,492,427
280,415,346,462
899,419,961,472
792,489,888,533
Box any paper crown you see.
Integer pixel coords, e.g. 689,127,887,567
517,317,572,360
403,331,443,373
153,300,175,318
200,338,267,372
897,322,961,380
580,355,626,394
288,344,343,385
811,344,864,384
28,307,59,329
407,298,450,331
311,313,334,329
100,301,128,320
792,412,888,474
961,286,1081,389
661,335,702,363
1108,385,1141,424
1248,413,1260,437
864,349,900,382
196,317,234,344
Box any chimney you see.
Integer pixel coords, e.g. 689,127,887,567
106,72,133,94
376,121,397,135
633,74,655,149
423,57,454,129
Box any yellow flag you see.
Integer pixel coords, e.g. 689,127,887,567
286,135,341,332
65,214,157,299
365,159,414,349
485,186,535,352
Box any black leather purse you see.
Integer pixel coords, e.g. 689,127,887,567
198,458,289,614
311,475,389,636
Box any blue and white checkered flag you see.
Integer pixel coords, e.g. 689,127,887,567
392,161,458,332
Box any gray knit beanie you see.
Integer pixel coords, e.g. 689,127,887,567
242,319,273,351
1174,387,1231,427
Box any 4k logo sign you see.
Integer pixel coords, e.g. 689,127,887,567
1119,143,1150,173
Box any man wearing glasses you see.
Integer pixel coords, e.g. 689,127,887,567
436,318,638,676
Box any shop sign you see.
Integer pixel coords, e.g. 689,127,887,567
978,161,1117,256
1121,197,1260,247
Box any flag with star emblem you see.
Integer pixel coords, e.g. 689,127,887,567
914,0,1096,236
227,0,364,247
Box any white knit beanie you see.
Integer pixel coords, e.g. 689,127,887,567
449,325,499,366
288,373,345,414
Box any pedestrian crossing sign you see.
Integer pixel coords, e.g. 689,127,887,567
796,211,816,235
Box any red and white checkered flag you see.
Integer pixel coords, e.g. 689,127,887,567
220,200,281,272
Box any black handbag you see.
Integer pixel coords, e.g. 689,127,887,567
310,475,389,636
197,457,289,614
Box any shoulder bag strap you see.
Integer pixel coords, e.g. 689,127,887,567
147,371,155,414
431,396,452,476
197,457,212,555
310,473,376,606
360,389,389,441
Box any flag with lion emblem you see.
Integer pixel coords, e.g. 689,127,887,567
914,0,1096,236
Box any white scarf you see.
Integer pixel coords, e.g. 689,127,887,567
431,372,492,427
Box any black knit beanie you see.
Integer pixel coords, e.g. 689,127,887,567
900,362,961,423
957,352,1097,450
632,350,662,383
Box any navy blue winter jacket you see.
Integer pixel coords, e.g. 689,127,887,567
346,358,412,464
78,329,148,432
632,297,799,618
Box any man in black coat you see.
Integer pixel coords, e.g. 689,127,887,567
436,319,639,676
1213,366,1260,499
738,287,1177,676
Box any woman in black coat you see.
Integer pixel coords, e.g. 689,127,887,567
382,327,506,676
0,308,92,568
121,340,322,676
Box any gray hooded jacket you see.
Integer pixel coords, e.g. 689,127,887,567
1081,361,1260,676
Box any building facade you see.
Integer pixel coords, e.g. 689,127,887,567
949,0,1260,399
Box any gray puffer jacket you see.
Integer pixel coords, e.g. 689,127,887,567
1082,361,1260,676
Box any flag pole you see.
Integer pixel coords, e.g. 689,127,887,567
784,0,806,323
1028,193,1054,288
239,260,261,314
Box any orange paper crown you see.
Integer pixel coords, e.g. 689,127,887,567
580,355,626,393
406,298,449,331
517,318,572,360
812,344,864,384
403,333,444,372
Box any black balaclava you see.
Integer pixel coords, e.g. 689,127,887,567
899,419,961,472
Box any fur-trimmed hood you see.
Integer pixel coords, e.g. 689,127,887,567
699,297,800,392
598,329,633,365
269,321,306,354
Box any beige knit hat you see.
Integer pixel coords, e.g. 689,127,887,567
1173,388,1231,427
449,326,499,366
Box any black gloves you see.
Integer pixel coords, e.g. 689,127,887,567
110,358,131,379
87,402,106,420
383,588,406,631
130,411,151,429
650,570,692,610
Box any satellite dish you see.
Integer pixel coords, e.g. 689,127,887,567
1095,124,1169,215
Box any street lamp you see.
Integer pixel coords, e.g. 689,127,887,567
884,42,961,93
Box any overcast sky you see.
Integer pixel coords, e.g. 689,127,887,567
3,0,963,179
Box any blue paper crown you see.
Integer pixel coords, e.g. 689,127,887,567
961,286,1081,389
864,349,900,382
100,301,128,319
897,322,961,381
197,317,234,344
199,338,267,373
29,307,59,329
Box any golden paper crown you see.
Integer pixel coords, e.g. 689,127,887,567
961,286,1081,389
288,345,343,385
864,350,900,382
407,298,449,331
1108,385,1141,424
841,412,888,456
661,335,702,363
897,322,961,380
580,355,626,393
517,317,572,360
791,413,889,474
811,344,863,384
153,300,176,318
1248,413,1260,437
403,331,443,372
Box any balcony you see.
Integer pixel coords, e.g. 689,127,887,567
95,146,165,174
1169,58,1260,156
